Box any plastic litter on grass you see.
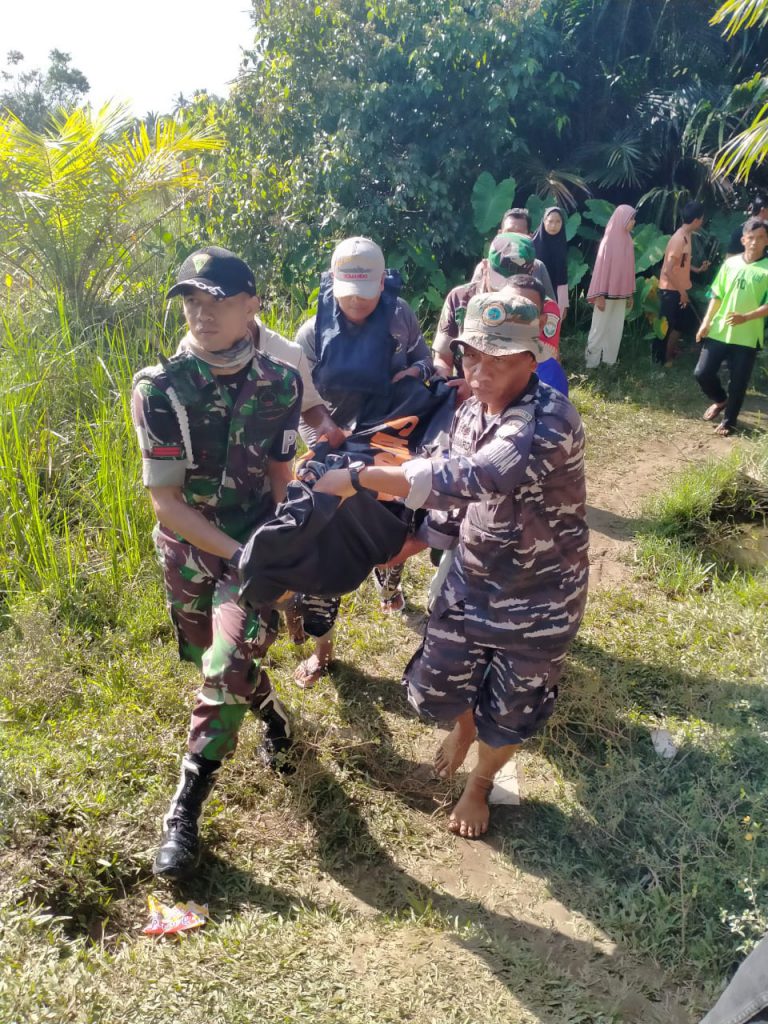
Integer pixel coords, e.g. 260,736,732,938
142,895,209,937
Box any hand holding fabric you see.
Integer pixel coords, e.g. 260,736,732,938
391,366,423,383
444,378,473,404
313,468,355,500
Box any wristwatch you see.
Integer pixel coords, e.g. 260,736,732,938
348,460,372,494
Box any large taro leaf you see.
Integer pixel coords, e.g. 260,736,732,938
471,172,518,234
583,198,615,227
567,246,589,288
627,274,657,322
565,211,581,241
526,194,546,232
633,223,670,273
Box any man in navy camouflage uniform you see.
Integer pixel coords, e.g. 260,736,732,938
132,246,302,878
314,288,588,839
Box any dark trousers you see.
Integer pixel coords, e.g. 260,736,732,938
694,338,758,429
653,290,699,363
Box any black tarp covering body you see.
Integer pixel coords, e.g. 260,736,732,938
238,377,455,609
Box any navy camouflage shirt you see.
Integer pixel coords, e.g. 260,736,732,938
404,376,589,649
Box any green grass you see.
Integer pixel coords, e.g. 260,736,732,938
1,308,768,1022
635,437,768,595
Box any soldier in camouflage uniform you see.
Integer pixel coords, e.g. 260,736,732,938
313,288,589,840
131,247,302,879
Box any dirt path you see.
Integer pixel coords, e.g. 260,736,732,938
381,420,741,1023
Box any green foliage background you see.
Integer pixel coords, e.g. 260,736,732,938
1,0,767,325
179,0,767,315
1,6,768,1016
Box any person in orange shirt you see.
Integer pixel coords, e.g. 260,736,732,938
655,201,710,366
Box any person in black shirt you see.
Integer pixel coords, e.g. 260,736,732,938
727,195,768,256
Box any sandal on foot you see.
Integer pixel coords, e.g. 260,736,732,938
713,422,734,437
380,591,405,615
703,401,727,421
294,655,330,690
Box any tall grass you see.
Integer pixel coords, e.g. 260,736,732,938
0,304,159,609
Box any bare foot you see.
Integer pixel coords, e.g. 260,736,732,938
434,716,476,779
448,774,493,839
703,401,726,421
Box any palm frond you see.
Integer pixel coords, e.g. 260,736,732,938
512,154,590,211
578,131,652,189
0,101,224,320
711,0,768,39
715,102,768,181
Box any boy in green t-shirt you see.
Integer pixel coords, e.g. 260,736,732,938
695,218,768,436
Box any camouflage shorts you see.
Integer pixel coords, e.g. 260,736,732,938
403,602,568,748
155,526,277,762
297,564,405,638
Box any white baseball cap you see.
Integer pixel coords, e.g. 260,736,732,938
331,236,386,299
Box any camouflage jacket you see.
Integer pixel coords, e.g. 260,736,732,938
403,376,589,650
132,348,302,542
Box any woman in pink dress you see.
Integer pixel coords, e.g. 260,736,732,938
585,205,637,368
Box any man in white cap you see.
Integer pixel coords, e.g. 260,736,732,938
291,236,433,684
294,236,432,436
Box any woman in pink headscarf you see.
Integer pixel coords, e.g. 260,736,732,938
585,205,637,368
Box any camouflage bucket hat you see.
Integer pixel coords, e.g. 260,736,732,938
454,287,546,362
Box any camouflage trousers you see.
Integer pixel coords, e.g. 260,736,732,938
403,602,568,748
155,526,278,762
371,562,405,603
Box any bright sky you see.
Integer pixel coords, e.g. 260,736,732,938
4,0,254,116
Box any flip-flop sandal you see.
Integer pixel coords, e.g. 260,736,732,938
380,591,405,614
294,656,331,690
703,402,726,421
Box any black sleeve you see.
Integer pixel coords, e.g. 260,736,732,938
728,225,744,255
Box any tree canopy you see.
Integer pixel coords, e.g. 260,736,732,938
183,0,767,306
1,49,89,133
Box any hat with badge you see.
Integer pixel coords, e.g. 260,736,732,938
453,287,546,362
486,232,536,290
167,246,257,299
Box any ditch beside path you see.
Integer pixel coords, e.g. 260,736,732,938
587,427,733,588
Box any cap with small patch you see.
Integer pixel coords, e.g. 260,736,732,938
331,237,386,299
487,232,535,290
453,287,546,362
167,246,257,300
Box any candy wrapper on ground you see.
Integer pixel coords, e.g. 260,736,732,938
142,895,209,937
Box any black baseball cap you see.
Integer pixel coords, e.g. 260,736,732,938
167,246,257,299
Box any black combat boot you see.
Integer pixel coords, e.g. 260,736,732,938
251,676,294,773
152,753,220,879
